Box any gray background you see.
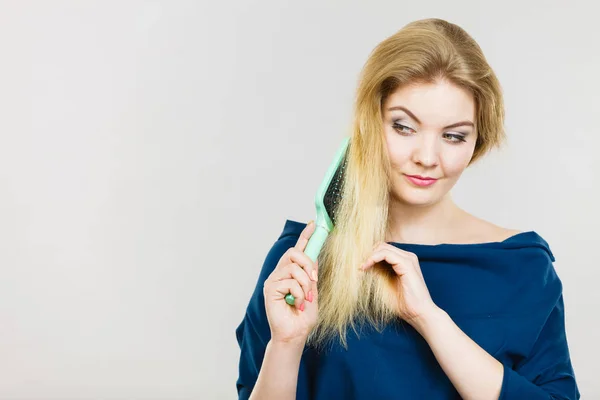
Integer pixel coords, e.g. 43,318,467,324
0,1,598,399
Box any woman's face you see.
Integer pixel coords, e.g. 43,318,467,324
382,79,477,207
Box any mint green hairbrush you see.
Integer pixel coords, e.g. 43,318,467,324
285,137,350,306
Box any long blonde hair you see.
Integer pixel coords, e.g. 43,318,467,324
307,18,507,349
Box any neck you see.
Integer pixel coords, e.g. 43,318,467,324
386,193,465,245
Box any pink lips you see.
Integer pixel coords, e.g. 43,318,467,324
404,174,438,187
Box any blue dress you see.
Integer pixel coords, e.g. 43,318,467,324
235,219,580,399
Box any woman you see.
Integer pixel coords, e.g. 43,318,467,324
235,18,580,399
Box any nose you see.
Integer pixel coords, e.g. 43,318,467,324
411,134,439,168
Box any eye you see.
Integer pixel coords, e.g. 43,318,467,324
443,133,467,143
392,122,414,135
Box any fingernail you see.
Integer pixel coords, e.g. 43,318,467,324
307,291,313,302
308,220,314,227
299,302,305,312
311,270,318,281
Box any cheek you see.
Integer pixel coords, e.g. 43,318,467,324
388,146,413,169
440,147,475,176
385,132,413,167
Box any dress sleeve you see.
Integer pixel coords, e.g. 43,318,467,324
499,294,580,399
234,233,298,400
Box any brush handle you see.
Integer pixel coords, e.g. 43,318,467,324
305,224,328,262
284,224,329,306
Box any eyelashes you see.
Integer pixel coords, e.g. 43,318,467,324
392,122,414,135
392,122,467,143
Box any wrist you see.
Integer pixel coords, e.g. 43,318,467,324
407,305,449,336
269,337,307,352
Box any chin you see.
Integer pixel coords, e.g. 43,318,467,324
392,188,442,206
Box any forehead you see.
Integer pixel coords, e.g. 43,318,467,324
383,80,475,124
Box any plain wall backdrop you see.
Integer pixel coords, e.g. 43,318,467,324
0,1,598,399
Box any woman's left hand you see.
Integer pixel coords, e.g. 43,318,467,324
360,242,440,326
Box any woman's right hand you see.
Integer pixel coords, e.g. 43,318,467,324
263,221,319,345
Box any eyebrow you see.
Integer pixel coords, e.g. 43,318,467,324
387,106,474,130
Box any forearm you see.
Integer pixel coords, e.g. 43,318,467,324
411,308,504,400
249,339,304,400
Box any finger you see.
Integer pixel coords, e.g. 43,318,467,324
380,243,418,262
272,279,305,310
270,263,313,301
360,249,406,273
380,243,420,261
376,246,423,279
294,220,316,252
310,274,318,303
365,243,417,264
288,248,318,282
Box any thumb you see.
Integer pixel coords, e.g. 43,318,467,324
295,220,316,252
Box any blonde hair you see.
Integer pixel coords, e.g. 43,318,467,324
307,18,506,349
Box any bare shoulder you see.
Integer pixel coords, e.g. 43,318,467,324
457,213,523,244
492,226,524,242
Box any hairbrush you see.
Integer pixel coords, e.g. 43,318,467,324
285,137,350,306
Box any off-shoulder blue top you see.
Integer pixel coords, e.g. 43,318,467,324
236,219,580,399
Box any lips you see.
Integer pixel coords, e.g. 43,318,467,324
407,175,437,181
404,174,438,187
